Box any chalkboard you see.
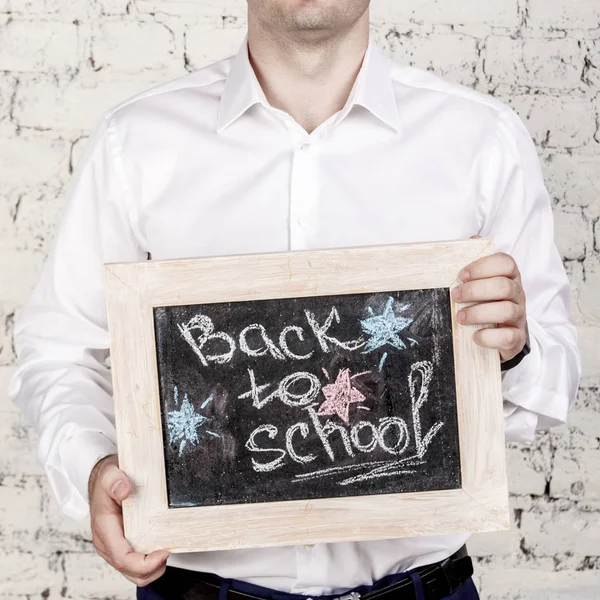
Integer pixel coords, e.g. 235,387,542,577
106,240,508,553
153,288,461,509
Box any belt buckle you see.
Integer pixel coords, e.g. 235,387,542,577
336,593,361,600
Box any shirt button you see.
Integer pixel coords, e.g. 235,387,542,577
300,142,311,152
298,217,309,227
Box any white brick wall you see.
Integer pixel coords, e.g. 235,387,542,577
0,1,598,598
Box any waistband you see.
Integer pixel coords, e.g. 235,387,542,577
147,545,472,600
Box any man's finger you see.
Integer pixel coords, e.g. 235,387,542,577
126,562,168,587
452,277,520,304
472,326,526,355
119,552,170,581
459,252,519,282
457,301,524,326
98,463,132,507
95,508,169,577
121,549,170,578
94,508,133,567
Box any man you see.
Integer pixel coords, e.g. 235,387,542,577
9,1,580,599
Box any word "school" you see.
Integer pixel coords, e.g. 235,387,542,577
244,361,444,474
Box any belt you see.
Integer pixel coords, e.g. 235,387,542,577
361,546,472,600
148,545,473,600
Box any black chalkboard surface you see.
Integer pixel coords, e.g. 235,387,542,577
153,288,461,508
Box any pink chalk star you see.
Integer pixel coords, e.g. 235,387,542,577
317,368,367,425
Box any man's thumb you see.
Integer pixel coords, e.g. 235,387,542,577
100,464,132,505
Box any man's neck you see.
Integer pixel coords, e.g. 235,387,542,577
247,15,370,134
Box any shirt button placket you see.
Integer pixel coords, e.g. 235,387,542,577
290,139,318,251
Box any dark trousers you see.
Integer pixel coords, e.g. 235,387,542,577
137,567,480,600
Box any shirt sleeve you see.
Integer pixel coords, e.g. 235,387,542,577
478,107,581,443
8,114,147,520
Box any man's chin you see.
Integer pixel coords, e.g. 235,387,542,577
286,11,335,33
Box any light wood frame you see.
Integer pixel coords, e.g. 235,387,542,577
104,239,508,554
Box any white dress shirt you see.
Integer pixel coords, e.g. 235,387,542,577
9,36,580,595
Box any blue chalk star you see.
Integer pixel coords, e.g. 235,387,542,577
167,387,219,457
360,297,418,364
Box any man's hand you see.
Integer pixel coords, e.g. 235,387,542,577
452,252,527,362
88,454,169,586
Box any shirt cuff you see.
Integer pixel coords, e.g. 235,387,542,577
503,402,539,443
51,430,117,520
501,317,569,429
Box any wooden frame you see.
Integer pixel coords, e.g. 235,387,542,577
104,239,508,554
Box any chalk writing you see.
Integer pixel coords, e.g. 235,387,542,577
410,361,444,459
178,314,235,366
239,323,286,360
350,421,379,453
286,422,316,464
279,326,314,360
304,307,364,352
243,360,439,481
154,288,461,508
238,369,321,408
179,307,363,366
245,424,286,472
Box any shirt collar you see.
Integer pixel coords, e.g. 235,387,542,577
349,38,401,133
216,35,401,134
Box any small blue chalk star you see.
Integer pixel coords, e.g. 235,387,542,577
167,387,219,457
360,297,417,358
